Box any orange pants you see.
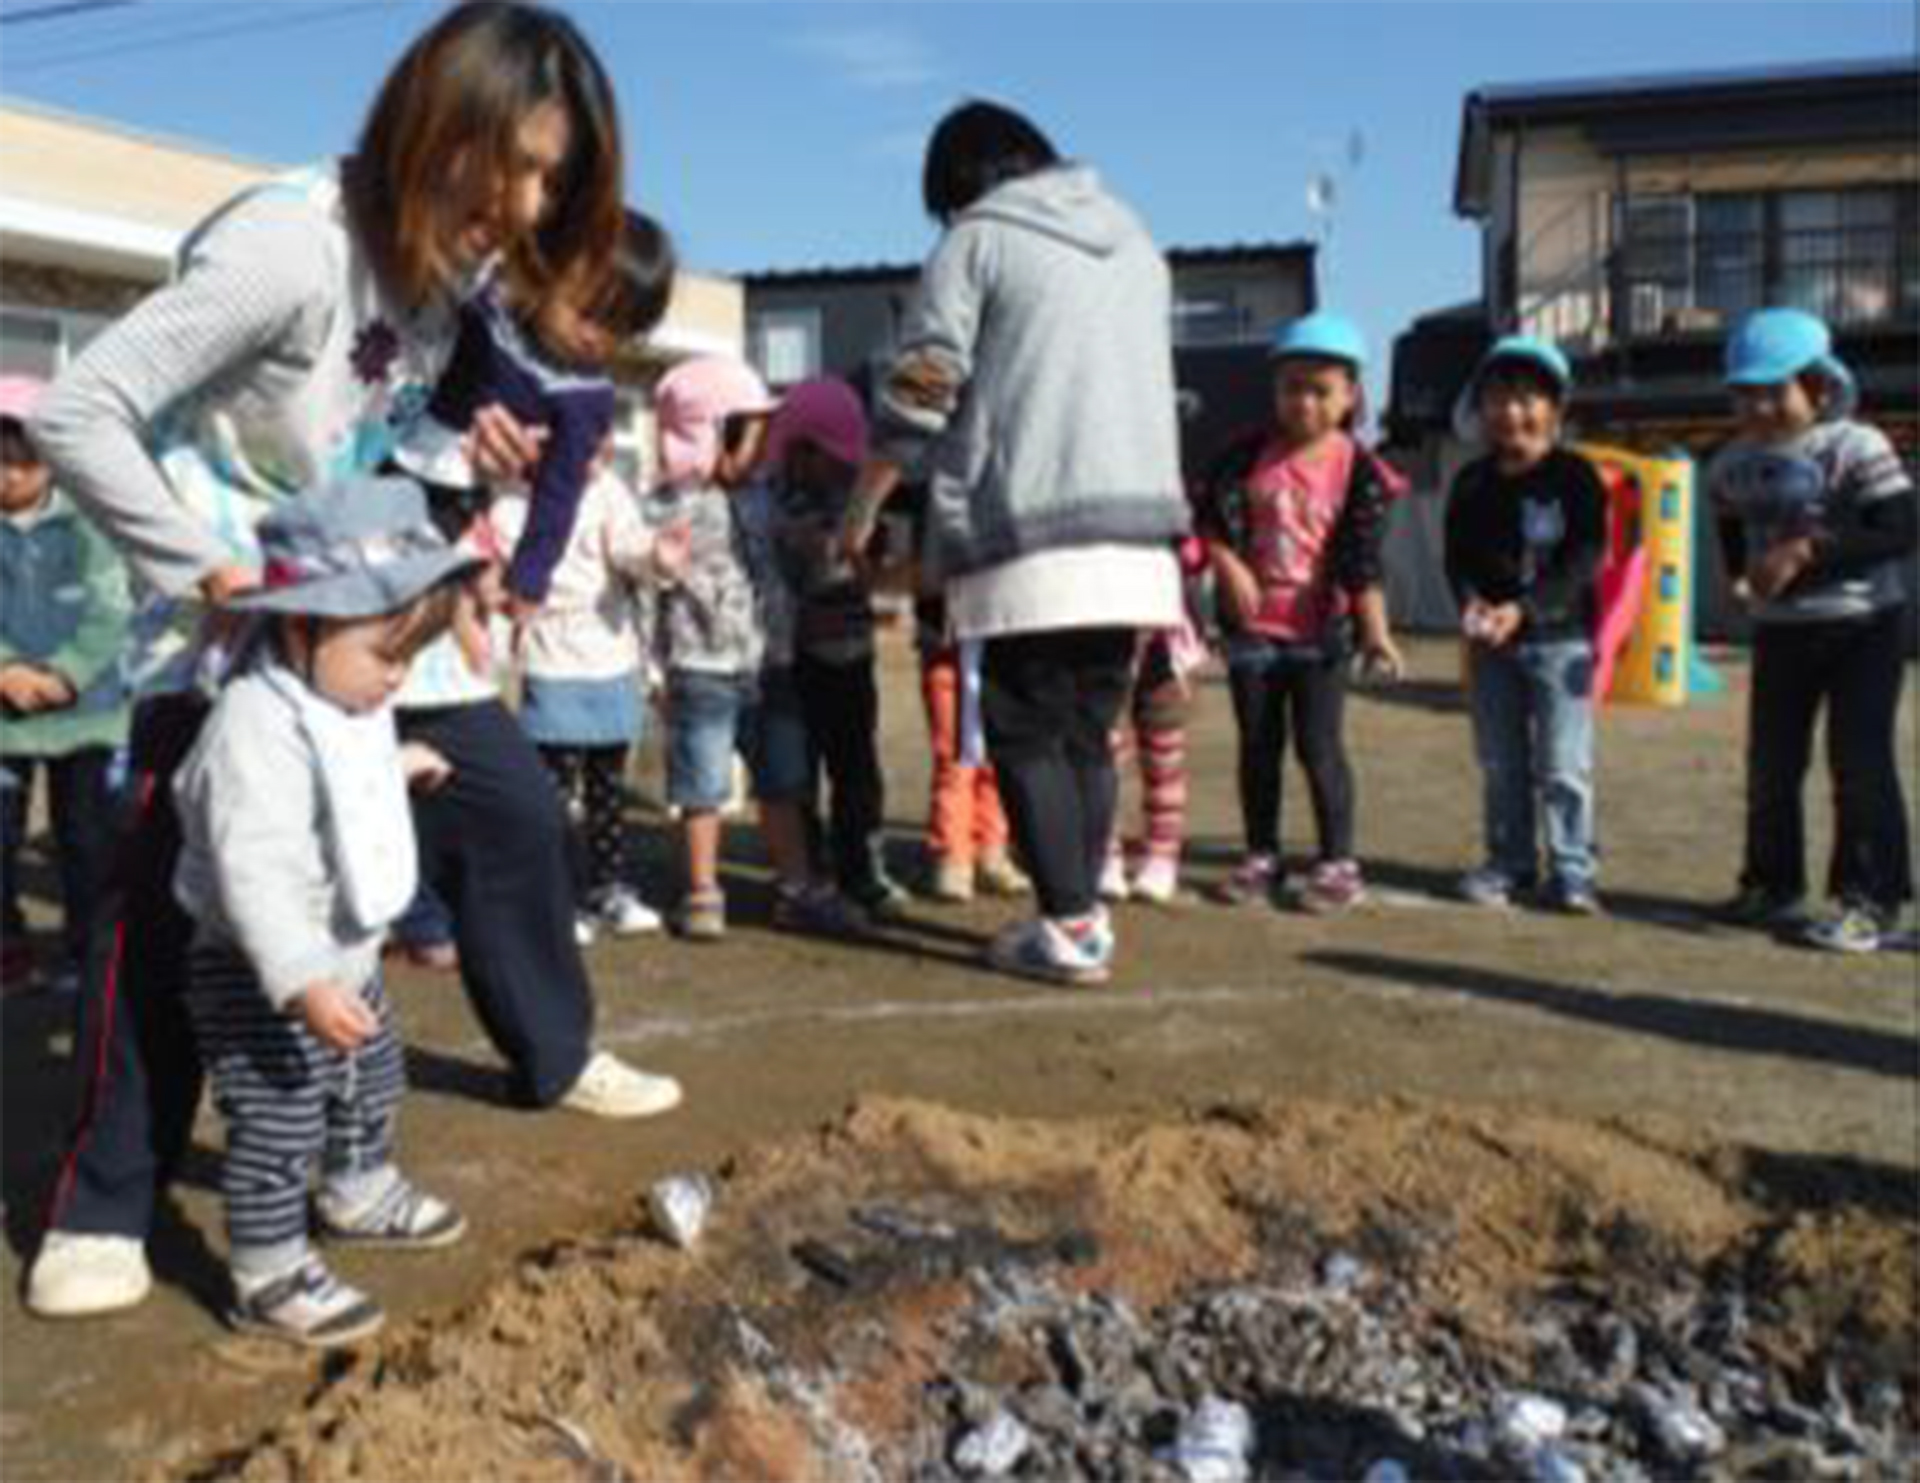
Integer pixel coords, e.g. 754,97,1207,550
921,647,1010,864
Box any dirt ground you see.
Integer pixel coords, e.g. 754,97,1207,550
2,632,1915,1482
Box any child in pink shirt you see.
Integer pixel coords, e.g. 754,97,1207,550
1195,313,1403,913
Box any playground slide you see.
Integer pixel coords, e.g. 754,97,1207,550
1593,543,1649,703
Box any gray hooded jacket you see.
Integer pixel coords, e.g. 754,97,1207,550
875,165,1188,579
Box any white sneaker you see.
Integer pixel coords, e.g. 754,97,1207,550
559,1050,683,1119
574,914,599,948
25,1231,153,1318
593,885,663,936
1130,855,1180,905
1098,853,1131,902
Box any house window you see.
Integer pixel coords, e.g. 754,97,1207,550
1172,290,1254,347
1778,189,1900,327
0,305,106,378
749,308,821,388
1617,186,1915,336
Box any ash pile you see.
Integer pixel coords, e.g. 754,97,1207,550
741,1205,1915,1483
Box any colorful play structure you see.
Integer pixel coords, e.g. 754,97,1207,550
1579,443,1724,708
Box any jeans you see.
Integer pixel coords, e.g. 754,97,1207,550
1466,638,1597,890
1224,639,1352,863
1744,606,1912,909
981,626,1137,920
665,670,754,811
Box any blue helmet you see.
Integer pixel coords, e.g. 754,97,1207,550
1451,334,1574,443
1725,307,1856,416
1269,311,1368,370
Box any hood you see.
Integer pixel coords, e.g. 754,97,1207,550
960,163,1141,258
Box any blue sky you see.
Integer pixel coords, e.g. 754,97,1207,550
5,0,1914,390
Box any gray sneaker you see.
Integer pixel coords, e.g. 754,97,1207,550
1458,868,1519,908
229,1257,384,1350
1804,903,1889,954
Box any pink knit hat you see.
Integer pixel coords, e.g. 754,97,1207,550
0,375,47,422
654,355,779,487
767,376,869,471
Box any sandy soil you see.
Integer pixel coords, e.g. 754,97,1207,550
2,633,1914,1481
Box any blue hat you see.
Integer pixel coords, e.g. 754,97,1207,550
1725,308,1857,417
230,475,482,619
1269,311,1368,370
1452,335,1574,442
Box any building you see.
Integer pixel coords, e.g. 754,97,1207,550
0,98,745,488
1384,60,1919,636
743,241,1317,480
1446,58,1918,455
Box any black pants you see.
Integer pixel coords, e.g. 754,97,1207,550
981,627,1137,921
1744,606,1913,909
45,695,206,1239
539,744,630,902
794,652,887,894
402,701,594,1103
1,746,119,970
1226,649,1355,862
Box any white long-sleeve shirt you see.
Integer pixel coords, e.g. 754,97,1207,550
489,469,659,682
173,658,416,1010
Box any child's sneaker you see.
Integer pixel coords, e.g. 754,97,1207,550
1300,859,1367,914
1130,855,1181,906
1718,885,1807,930
1542,878,1603,916
1804,902,1890,955
850,872,911,922
985,917,1110,988
1457,867,1521,908
773,881,869,937
1210,853,1279,907
926,856,976,904
559,1050,684,1118
975,850,1030,899
674,888,727,942
318,1177,467,1250
592,884,663,936
573,914,598,948
229,1256,384,1350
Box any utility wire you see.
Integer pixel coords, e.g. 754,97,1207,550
6,0,395,74
0,0,138,27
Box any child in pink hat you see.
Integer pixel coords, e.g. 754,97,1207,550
767,377,910,917
643,355,790,940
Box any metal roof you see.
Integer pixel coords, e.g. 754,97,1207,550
1454,57,1917,217
742,240,1316,288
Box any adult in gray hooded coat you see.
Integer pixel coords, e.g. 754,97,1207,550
841,101,1188,986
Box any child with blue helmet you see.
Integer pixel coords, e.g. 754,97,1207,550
1194,311,1404,914
1708,307,1916,952
1443,335,1609,915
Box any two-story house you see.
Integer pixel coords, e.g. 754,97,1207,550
1384,59,1918,636
743,241,1317,481
1447,58,1918,454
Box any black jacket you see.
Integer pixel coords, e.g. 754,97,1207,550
1443,447,1606,643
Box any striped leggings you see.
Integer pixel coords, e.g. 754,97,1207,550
1110,637,1191,863
185,943,405,1275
